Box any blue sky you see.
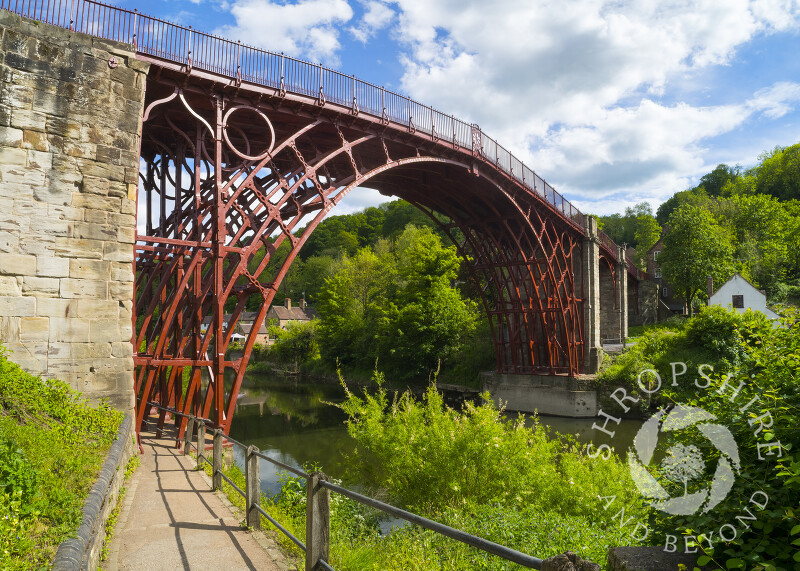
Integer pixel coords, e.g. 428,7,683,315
121,0,800,216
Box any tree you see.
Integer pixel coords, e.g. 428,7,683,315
269,321,319,369
633,216,662,269
656,188,710,225
711,194,791,293
316,247,394,369
316,226,477,379
753,143,800,201
660,205,734,315
597,202,658,251
697,164,740,197
382,226,477,378
380,200,438,238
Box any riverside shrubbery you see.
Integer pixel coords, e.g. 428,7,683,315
0,345,123,568
600,307,800,569
269,376,648,568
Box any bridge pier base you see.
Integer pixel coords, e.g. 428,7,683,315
481,372,597,417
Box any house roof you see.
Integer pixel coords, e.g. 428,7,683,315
239,311,259,324
266,305,318,321
710,272,761,298
237,322,268,335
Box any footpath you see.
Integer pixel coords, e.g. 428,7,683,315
105,430,297,571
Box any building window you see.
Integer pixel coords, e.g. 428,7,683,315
732,294,744,308
653,251,661,260
655,267,662,278
662,286,669,298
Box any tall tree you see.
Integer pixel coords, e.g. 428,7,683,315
597,201,658,251
656,188,710,225
711,194,791,293
753,143,800,201
633,215,662,269
660,205,734,315
316,247,395,369
697,163,740,196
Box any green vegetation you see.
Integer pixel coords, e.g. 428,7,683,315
600,307,800,570
0,345,123,569
597,141,800,306
249,217,492,385
658,205,734,315
100,453,140,566
597,202,662,269
206,372,647,569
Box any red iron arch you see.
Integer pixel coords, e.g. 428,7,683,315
134,77,588,438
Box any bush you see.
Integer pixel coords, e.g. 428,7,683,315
600,307,772,403
336,373,649,556
649,307,800,570
602,307,798,569
260,321,320,367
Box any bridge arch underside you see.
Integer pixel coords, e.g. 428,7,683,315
133,73,585,435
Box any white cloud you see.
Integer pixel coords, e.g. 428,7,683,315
208,0,800,213
349,1,395,43
215,0,354,65
382,0,800,208
747,82,800,119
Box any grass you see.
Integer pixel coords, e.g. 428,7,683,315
0,344,123,569
99,452,140,567
197,377,648,570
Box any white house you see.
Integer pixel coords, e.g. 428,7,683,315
709,273,779,319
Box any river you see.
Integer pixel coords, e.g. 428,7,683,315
227,371,642,497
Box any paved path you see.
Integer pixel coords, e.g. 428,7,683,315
106,432,296,571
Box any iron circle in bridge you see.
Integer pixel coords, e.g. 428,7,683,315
222,105,276,162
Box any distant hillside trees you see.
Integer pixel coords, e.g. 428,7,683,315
653,141,800,304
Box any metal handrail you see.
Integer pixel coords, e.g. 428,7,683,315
143,403,553,570
320,480,543,568
0,0,604,242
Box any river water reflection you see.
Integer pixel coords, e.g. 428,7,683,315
228,372,642,497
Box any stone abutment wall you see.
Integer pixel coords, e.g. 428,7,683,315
0,11,148,413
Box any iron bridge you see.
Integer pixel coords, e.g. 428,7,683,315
5,0,648,439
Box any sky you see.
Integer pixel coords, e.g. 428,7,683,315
121,0,800,216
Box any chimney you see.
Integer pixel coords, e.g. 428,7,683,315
707,276,713,300
284,298,291,310
299,298,306,310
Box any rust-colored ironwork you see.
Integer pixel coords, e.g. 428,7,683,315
4,0,648,439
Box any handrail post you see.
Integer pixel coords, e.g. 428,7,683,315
212,429,222,491
245,445,261,530
196,420,205,469
183,416,194,455
305,471,330,571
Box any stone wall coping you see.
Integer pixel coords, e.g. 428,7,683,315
51,413,134,571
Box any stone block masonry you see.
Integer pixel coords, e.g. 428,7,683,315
0,10,148,413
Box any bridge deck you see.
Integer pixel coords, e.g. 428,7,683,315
105,430,295,571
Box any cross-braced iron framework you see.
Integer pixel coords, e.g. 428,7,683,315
134,78,593,438
0,0,648,444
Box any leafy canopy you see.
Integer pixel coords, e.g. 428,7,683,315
660,205,734,314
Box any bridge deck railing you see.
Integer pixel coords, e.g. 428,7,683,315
2,0,601,240
146,403,549,570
